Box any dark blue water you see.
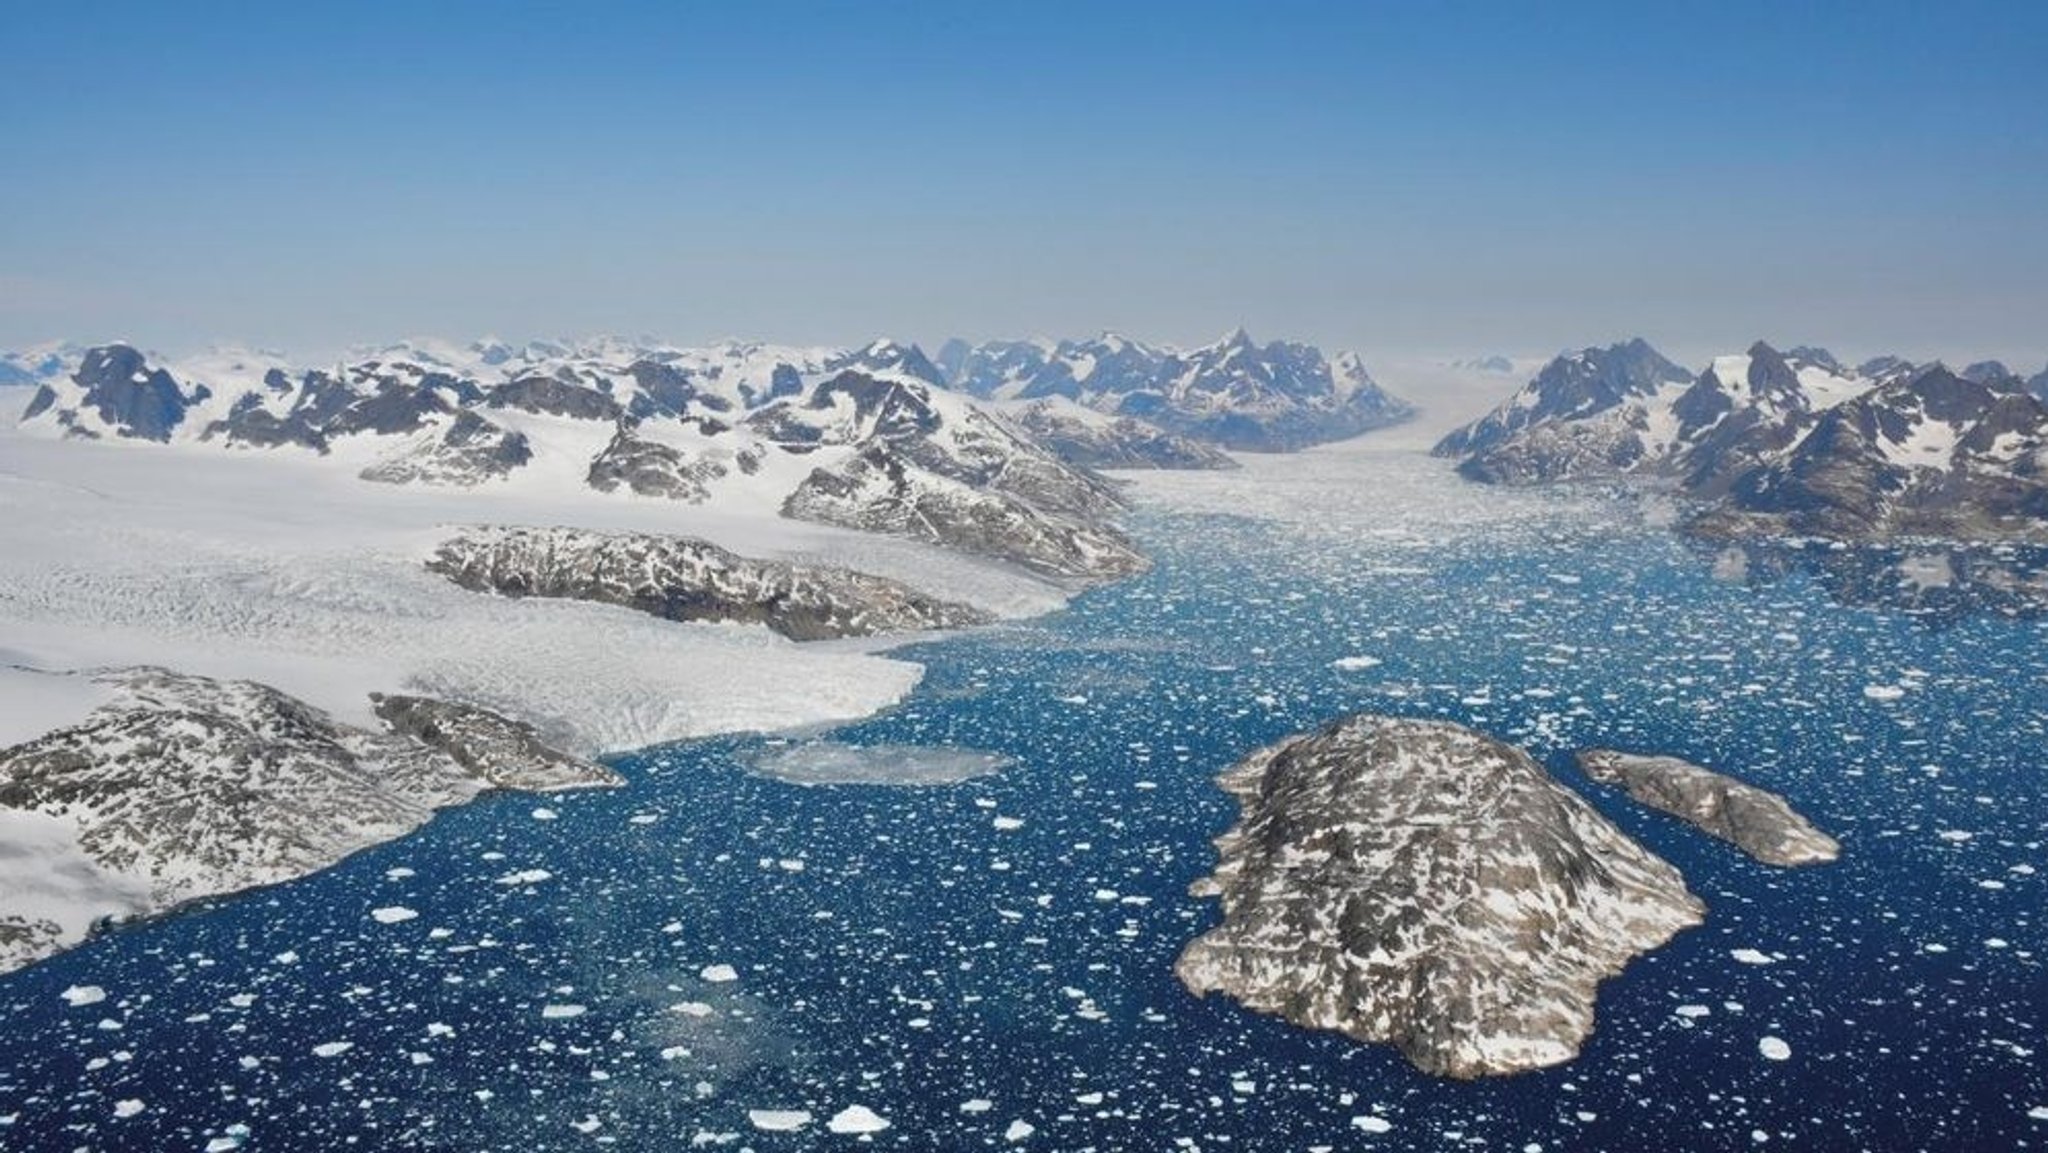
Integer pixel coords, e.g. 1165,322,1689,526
3,504,2044,1152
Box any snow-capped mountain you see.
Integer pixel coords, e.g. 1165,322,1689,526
1436,339,2048,542
15,338,1144,581
1698,365,2048,541
1430,337,1696,480
935,329,1414,451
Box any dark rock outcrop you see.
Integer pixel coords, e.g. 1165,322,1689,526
426,525,994,641
1575,749,1840,867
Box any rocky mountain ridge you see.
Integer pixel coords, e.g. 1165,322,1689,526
427,526,994,641
1436,339,2048,543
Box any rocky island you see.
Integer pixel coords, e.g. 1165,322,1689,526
1176,714,1704,1079
1575,749,1841,867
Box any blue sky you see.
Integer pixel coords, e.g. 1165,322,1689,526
4,0,2044,365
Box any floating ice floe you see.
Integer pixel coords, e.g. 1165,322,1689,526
1330,656,1382,671
1730,948,1776,965
1353,1115,1393,1133
59,985,105,1007
748,1110,812,1132
826,1105,890,1134
311,1041,353,1058
1005,1119,1036,1141
1758,1036,1792,1061
540,1004,586,1019
748,741,1012,786
699,964,739,983
369,906,417,924
113,1099,144,1118
494,869,553,885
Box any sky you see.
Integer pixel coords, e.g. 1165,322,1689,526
3,0,2045,368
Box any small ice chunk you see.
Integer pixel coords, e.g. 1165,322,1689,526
60,985,106,1007
311,1041,353,1058
1331,656,1382,671
1863,684,1905,701
113,1099,145,1118
2028,1105,2048,1121
748,1110,812,1132
960,1099,993,1114
1730,948,1776,965
1353,1115,1393,1133
494,869,553,886
699,964,739,984
1005,1119,1036,1142
370,906,417,924
541,1004,587,1019
1758,1036,1792,1061
826,1105,890,1134
532,807,560,821
993,816,1025,831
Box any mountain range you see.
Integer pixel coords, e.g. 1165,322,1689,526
8,330,1411,580
1436,339,2048,542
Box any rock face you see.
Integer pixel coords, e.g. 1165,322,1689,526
1437,339,2048,544
937,330,1413,452
1575,750,1841,867
0,668,619,974
427,525,993,641
1177,715,1704,1079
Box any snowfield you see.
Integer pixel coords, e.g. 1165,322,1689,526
0,413,1067,755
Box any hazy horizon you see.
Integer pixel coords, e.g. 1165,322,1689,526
6,1,2044,368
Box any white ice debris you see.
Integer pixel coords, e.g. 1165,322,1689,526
826,1105,891,1134
1353,1115,1394,1133
992,816,1025,831
747,1110,812,1132
1758,1036,1792,1061
699,964,739,984
1004,1119,1036,1142
311,1041,353,1058
1730,948,1777,965
59,985,106,1007
1330,655,1382,671
369,906,418,924
112,1099,145,1118
540,1004,587,1019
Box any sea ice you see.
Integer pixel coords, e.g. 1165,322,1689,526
59,985,105,1007
699,964,739,983
1758,1036,1792,1061
826,1105,891,1134
370,906,418,924
747,1110,812,1131
747,741,1012,786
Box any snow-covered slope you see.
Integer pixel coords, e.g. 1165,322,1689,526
0,667,619,974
